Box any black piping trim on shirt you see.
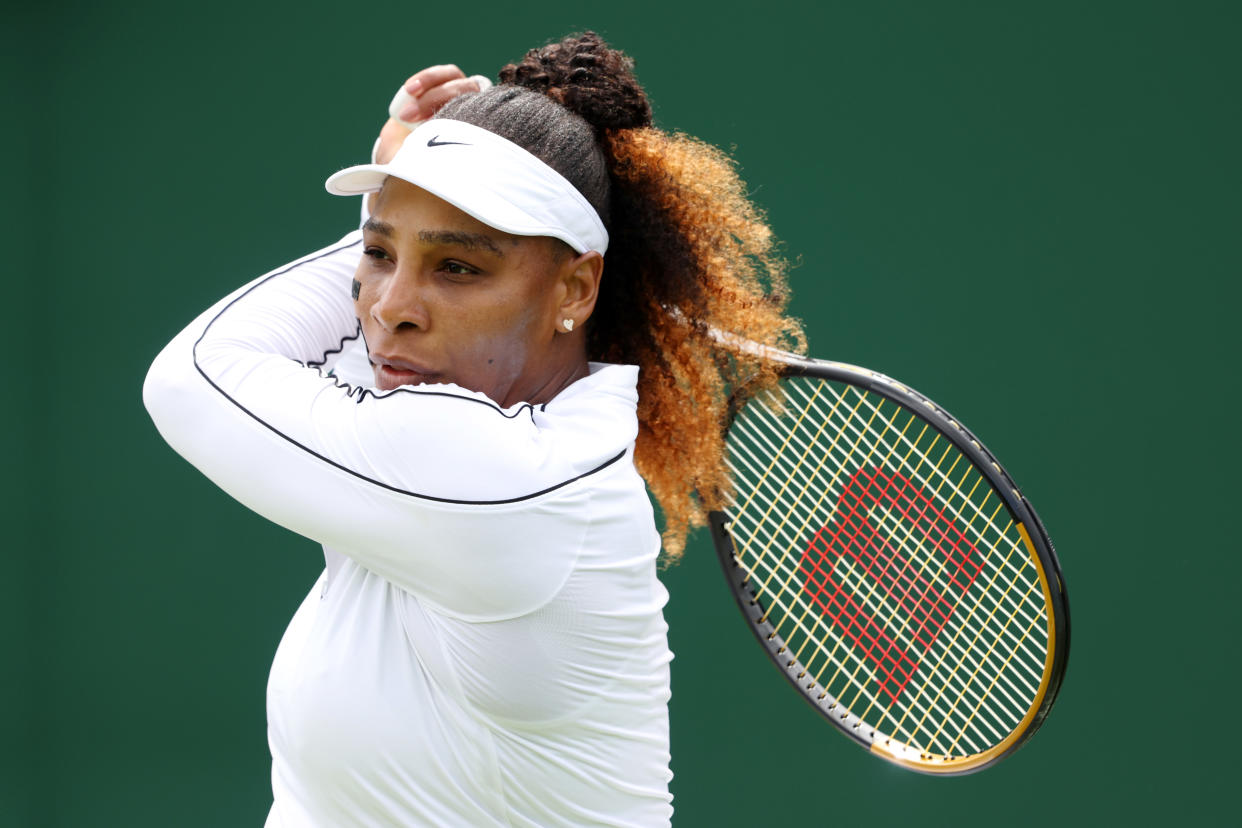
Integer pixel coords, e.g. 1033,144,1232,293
306,321,363,368
191,237,622,504
347,384,537,420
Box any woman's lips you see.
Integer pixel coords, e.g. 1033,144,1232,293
375,364,439,390
371,354,440,391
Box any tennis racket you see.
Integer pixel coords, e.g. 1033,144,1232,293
712,346,1069,774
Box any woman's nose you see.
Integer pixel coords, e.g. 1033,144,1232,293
370,269,430,333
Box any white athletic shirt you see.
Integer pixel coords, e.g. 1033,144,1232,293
143,231,674,827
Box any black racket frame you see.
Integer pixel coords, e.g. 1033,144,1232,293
709,353,1070,774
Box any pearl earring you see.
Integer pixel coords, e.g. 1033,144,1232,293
563,318,574,332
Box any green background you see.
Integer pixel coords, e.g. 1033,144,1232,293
3,1,1236,825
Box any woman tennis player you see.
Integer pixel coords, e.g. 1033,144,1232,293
145,32,801,826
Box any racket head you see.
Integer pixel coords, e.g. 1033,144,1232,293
712,353,1069,775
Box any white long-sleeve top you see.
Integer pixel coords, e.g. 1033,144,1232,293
143,230,674,827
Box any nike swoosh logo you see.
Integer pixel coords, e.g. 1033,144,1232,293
427,136,470,147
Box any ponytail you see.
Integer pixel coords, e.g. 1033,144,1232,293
438,33,804,561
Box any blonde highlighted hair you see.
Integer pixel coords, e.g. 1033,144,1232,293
441,32,804,561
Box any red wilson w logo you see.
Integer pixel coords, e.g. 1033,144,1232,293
798,467,983,705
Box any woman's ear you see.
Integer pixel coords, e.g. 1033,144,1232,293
556,251,604,332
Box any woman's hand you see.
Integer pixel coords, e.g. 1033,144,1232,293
375,65,491,164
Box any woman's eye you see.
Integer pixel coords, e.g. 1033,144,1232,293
441,261,479,279
363,246,391,262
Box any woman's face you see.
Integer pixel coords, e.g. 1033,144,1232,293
355,178,596,406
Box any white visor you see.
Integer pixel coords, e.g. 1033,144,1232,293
325,119,608,255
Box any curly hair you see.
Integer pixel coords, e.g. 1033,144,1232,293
438,32,804,561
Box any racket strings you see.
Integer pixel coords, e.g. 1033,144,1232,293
726,423,1026,751
726,448,1001,749
726,414,1046,708
725,384,1048,754
736,382,1048,655
895,524,1037,748
730,389,1043,744
739,383,1041,612
939,579,1048,755
782,380,1037,589
729,397,1047,679
728,463,1029,753
724,376,1050,757
736,393,969,732
726,420,1038,695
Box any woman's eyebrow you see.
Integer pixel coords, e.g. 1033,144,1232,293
418,229,505,257
362,217,394,237
363,218,506,258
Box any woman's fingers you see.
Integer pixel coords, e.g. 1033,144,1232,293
402,63,467,97
382,65,492,151
389,65,468,125
398,76,488,122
